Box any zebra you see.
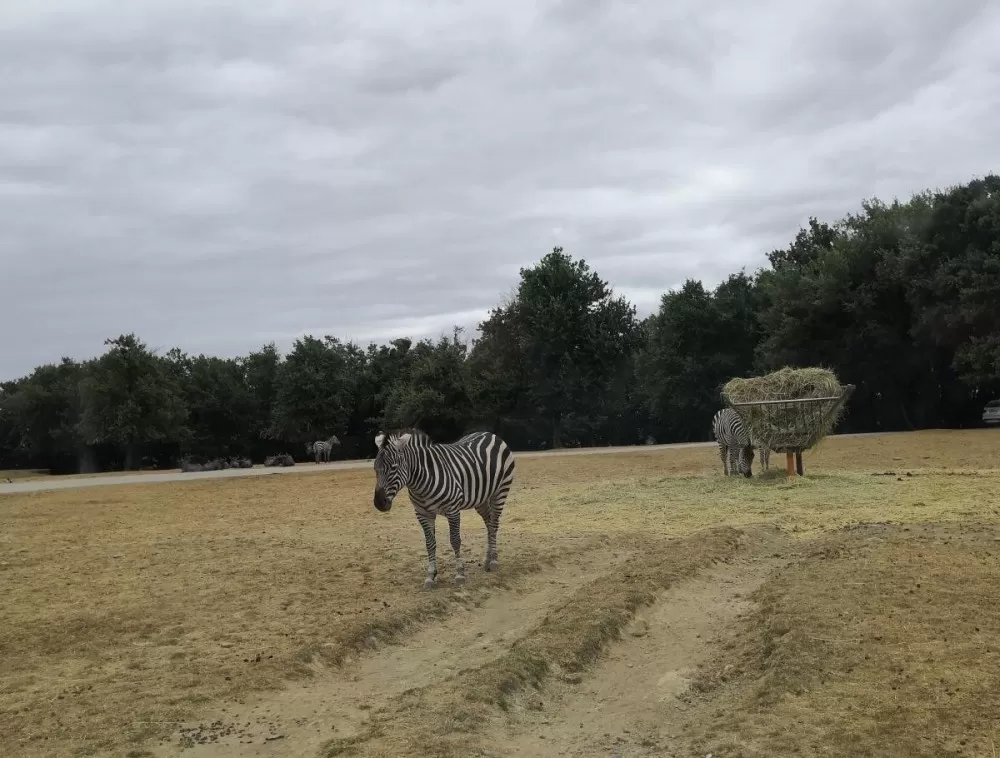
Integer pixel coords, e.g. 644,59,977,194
755,440,771,471
372,429,516,589
308,435,340,463
712,408,755,478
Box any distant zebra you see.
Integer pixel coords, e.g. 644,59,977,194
308,435,340,463
712,408,755,478
755,440,771,471
372,429,516,589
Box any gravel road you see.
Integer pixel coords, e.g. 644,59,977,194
0,432,892,495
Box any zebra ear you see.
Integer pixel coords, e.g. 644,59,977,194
374,432,385,449
393,433,412,449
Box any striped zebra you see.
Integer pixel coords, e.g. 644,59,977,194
712,408,755,478
756,441,771,471
308,435,340,463
372,429,516,589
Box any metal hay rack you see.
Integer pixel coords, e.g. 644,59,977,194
725,384,855,476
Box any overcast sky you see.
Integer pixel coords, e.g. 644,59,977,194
2,0,999,380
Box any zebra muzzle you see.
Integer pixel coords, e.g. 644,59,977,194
373,488,392,512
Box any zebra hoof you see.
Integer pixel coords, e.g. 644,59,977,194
423,577,436,590
487,560,499,573
454,574,466,586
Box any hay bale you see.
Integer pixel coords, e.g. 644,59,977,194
721,367,849,453
722,367,842,405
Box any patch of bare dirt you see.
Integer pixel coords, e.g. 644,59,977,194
479,526,790,757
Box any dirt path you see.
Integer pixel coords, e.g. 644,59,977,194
150,543,631,757
481,530,788,757
1,432,892,494
148,529,788,758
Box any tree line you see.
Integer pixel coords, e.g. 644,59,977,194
2,174,998,474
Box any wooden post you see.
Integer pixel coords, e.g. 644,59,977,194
795,451,804,476
785,452,796,477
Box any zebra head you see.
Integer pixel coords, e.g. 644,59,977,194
738,445,755,478
373,431,412,512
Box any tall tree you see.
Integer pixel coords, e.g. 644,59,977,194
467,298,529,437
638,274,761,442
243,343,282,446
169,351,255,458
77,334,189,470
380,328,473,441
1,359,88,471
499,247,640,447
270,335,357,443
903,176,1000,395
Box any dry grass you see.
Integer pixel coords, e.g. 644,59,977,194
685,522,1000,757
1,429,999,757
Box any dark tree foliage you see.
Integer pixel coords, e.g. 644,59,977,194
2,174,999,474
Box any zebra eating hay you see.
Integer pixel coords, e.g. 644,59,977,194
712,408,755,478
372,429,516,589
308,435,340,463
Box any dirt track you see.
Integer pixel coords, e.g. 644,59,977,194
150,541,633,757
144,528,787,758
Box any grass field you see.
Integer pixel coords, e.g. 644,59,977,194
2,429,999,757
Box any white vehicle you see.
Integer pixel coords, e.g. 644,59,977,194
983,399,1000,426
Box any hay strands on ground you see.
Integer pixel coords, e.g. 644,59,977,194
721,367,855,477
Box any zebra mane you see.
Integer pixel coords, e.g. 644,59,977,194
375,427,431,450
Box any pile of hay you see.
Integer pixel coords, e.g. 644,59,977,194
721,367,850,453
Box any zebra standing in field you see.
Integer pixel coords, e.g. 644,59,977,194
372,429,516,589
308,434,340,463
712,408,755,478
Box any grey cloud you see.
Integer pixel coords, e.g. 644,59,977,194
2,0,1000,379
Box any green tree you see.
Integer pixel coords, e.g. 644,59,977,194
77,334,189,470
0,359,88,471
467,299,529,437
767,216,840,269
243,343,282,446
637,274,761,442
380,329,473,441
270,335,357,444
903,175,1000,392
495,247,640,447
168,351,255,458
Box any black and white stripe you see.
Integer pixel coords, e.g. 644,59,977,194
308,435,340,463
712,408,755,478
755,440,771,471
372,429,516,589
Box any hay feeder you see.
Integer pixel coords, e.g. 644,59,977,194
721,368,855,477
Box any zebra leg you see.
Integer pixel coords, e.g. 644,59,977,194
718,443,728,475
480,498,505,572
475,505,489,569
446,512,466,585
416,513,438,589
